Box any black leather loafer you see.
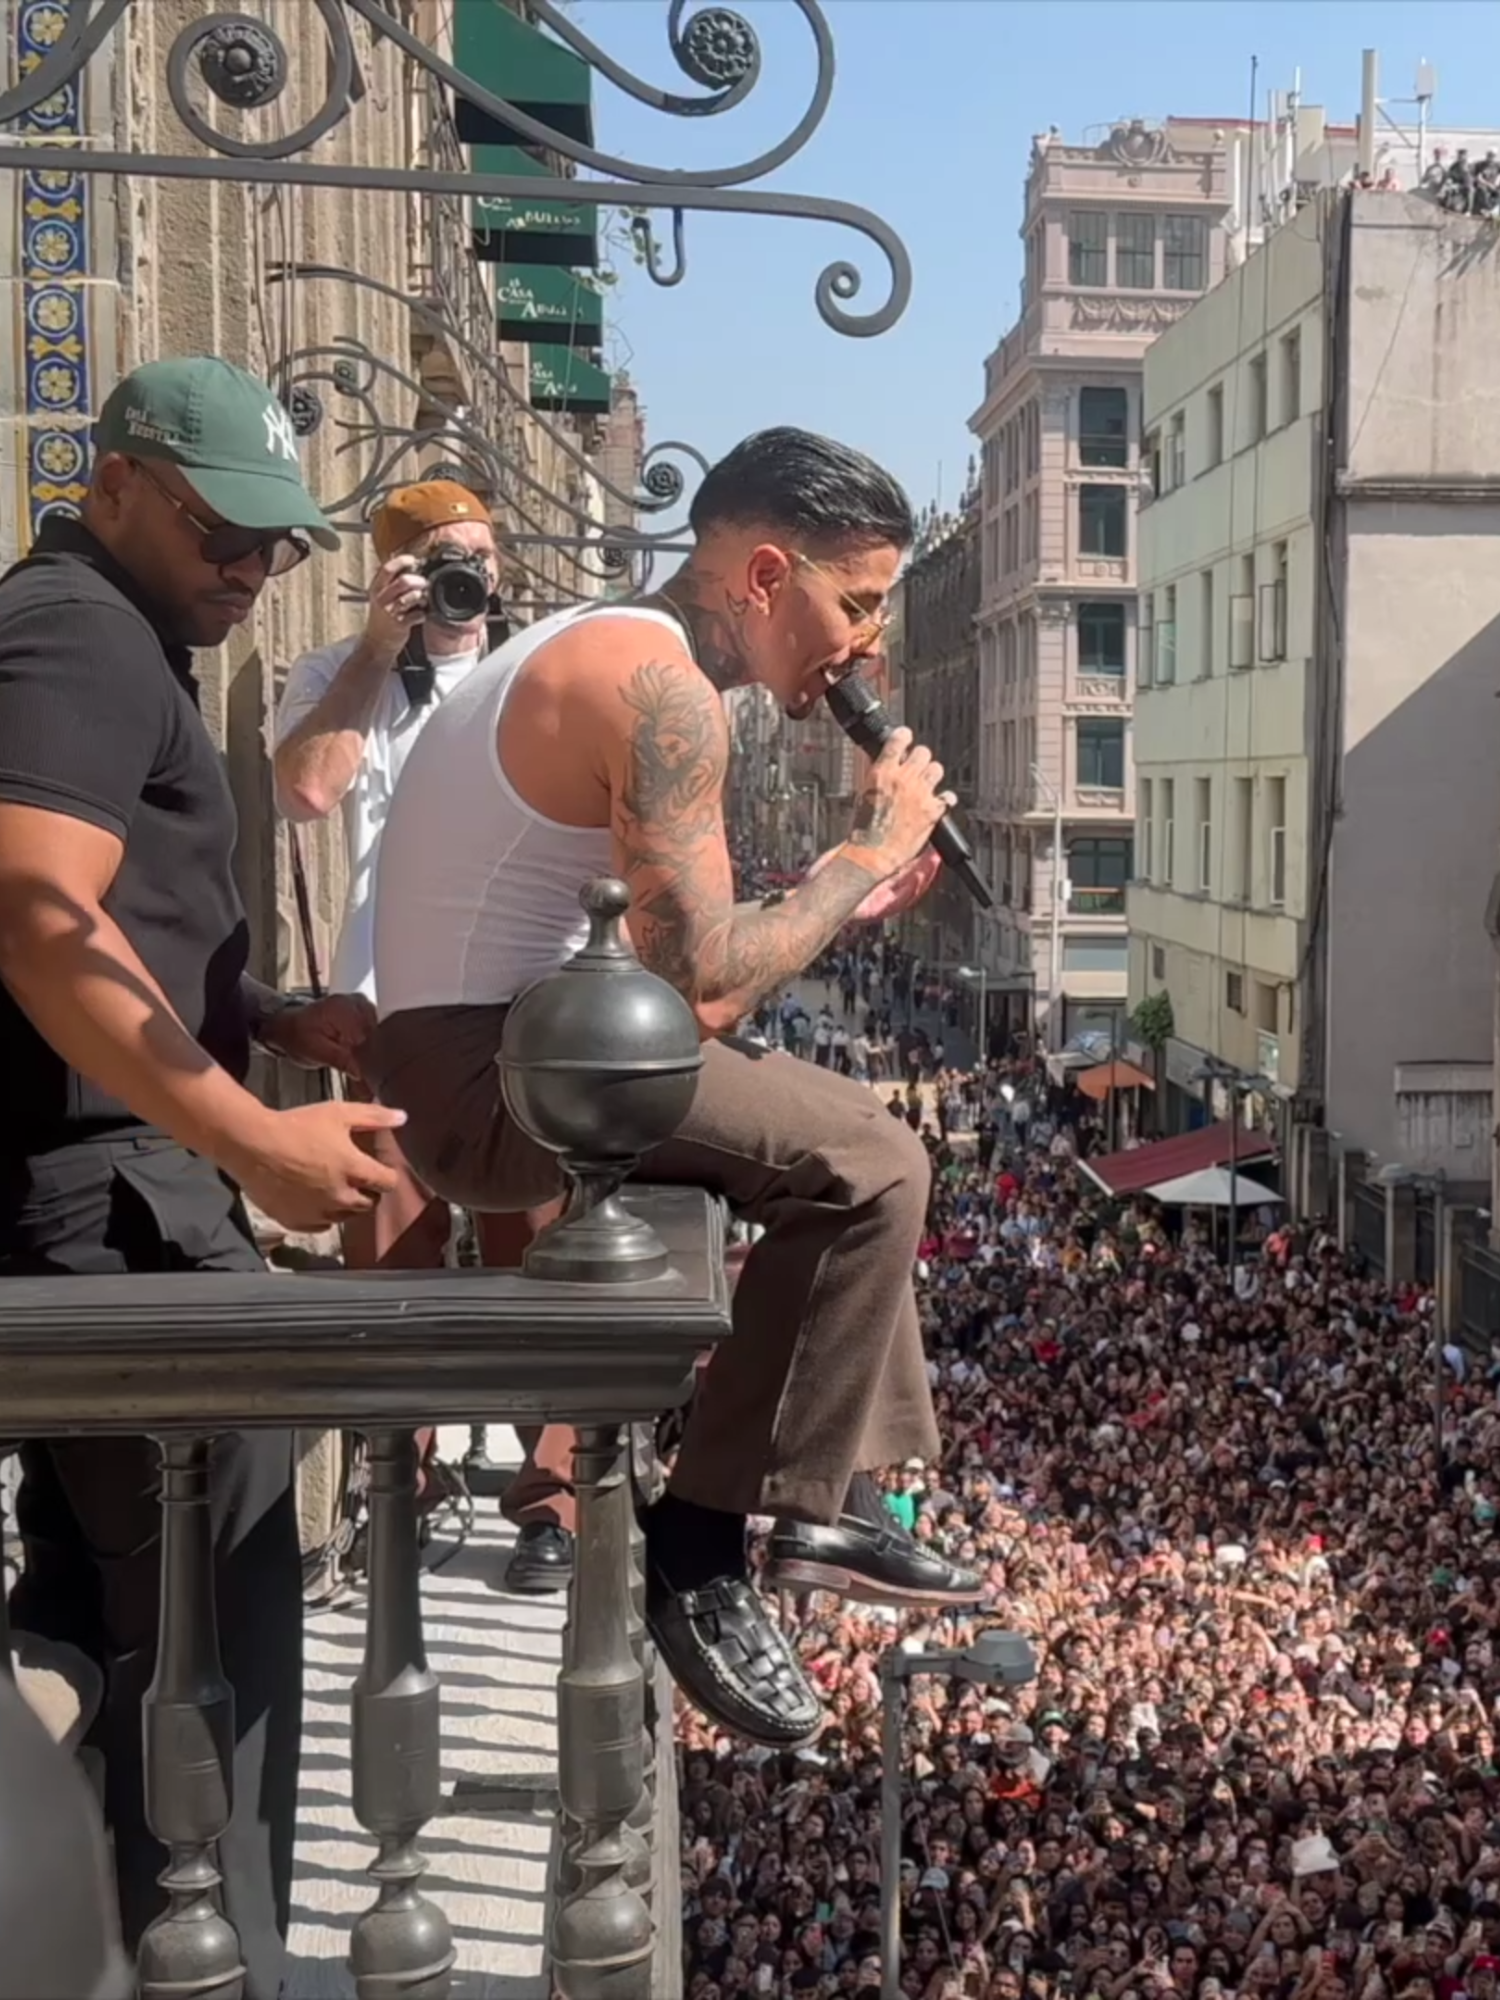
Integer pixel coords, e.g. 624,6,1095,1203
765,1513,984,1607
502,1522,575,1596
646,1567,822,1749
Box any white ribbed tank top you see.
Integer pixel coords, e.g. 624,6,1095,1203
373,603,684,1016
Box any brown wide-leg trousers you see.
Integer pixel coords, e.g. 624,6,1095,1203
365,1007,939,1524
340,1079,576,1531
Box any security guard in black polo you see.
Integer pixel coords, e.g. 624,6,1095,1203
0,356,407,2000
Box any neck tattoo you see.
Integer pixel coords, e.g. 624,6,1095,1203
655,568,753,693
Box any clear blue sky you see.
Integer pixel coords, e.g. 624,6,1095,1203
572,0,1500,513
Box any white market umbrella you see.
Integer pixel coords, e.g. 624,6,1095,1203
1145,1165,1284,1209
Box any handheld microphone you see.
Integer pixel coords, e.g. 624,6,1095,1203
826,675,995,910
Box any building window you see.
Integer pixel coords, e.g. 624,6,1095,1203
1161,776,1176,885
1076,717,1126,790
1225,969,1245,1014
1079,484,1127,558
1280,326,1301,425
1079,386,1129,467
1151,942,1166,980
1198,567,1215,679
1068,835,1132,913
1139,777,1154,878
1248,352,1268,443
1163,213,1207,292
1078,600,1127,675
1267,774,1287,906
1117,211,1156,290
1138,596,1153,689
1195,776,1213,893
1024,225,1045,304
1069,210,1108,286
1259,540,1289,662
1166,411,1186,490
1231,775,1253,902
1230,551,1254,669
1062,936,1129,973
1156,583,1177,685
1206,383,1224,468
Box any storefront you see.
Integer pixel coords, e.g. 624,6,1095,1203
1162,1035,1214,1136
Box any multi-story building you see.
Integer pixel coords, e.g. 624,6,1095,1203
969,117,1234,1049
898,492,982,984
1130,187,1500,1200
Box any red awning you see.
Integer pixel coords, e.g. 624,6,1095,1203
1075,1059,1157,1101
1081,1121,1277,1197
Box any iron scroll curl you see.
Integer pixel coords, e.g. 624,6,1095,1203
0,0,913,339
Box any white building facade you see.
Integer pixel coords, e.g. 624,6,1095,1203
1130,189,1500,1199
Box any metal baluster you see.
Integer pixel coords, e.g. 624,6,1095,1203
0,1450,14,1682
551,1422,652,2000
624,1497,654,1903
136,1435,245,2000
349,1429,455,2000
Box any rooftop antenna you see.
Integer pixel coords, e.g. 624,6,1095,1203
1415,60,1436,179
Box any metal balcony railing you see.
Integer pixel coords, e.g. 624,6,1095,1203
0,1191,728,2000
1068,885,1126,915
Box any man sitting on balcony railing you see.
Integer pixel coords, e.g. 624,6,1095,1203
366,428,985,1750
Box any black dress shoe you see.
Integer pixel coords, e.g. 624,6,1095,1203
764,1513,984,1607
502,1522,575,1595
646,1566,822,1750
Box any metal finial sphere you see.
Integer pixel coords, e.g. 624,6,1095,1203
499,876,703,1284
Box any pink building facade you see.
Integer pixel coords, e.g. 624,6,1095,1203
969,118,1232,1047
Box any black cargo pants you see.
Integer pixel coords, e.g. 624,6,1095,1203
2,1135,301,2000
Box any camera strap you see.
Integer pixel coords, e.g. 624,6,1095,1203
396,611,511,712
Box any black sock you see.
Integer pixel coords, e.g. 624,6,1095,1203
842,1471,888,1529
646,1491,748,1592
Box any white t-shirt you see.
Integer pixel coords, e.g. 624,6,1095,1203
273,637,481,999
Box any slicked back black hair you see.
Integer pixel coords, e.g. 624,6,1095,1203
688,426,915,555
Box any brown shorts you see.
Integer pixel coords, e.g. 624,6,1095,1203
364,1004,565,1215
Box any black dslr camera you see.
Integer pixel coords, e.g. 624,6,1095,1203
420,541,491,626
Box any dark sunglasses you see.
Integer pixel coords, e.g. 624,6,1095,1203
132,459,311,578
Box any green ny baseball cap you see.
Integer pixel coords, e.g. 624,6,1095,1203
94,355,338,550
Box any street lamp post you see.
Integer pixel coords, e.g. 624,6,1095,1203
957,964,988,1063
1030,764,1064,1054
877,1630,1037,2000
1191,1061,1274,1277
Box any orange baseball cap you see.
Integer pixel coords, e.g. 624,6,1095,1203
371,479,488,560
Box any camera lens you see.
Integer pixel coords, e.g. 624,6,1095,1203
423,549,490,626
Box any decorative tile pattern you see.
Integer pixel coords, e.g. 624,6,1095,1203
15,0,91,547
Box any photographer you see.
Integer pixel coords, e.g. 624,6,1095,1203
274,478,507,1274
272,481,575,1596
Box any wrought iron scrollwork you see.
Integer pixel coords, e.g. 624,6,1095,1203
0,0,912,337
631,209,688,289
265,264,705,555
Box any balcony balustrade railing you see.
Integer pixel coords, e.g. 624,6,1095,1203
1068,885,1126,916
0,881,731,2000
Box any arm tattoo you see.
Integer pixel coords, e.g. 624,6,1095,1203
613,659,882,1017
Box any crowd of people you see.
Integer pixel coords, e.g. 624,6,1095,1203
678,946,1500,2000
